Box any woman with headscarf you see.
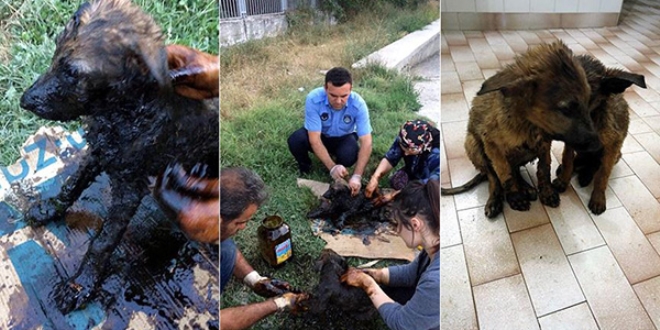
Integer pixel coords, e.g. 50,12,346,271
341,179,440,330
365,119,440,199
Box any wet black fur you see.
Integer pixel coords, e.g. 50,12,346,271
19,0,218,313
304,249,376,322
306,182,388,230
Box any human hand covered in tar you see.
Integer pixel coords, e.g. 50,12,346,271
166,44,219,100
274,292,310,314
340,267,378,295
361,268,389,285
253,277,297,298
153,163,219,244
365,177,379,198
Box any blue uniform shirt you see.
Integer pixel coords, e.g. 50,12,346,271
304,87,372,138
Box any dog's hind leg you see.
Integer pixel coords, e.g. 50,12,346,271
512,166,537,201
484,170,504,218
52,182,141,313
25,157,101,226
484,142,530,212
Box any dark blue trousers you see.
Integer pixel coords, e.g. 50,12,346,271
220,239,237,294
287,128,359,173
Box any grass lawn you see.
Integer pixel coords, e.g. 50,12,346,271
0,0,218,166
220,1,439,329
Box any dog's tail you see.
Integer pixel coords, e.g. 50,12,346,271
441,173,487,195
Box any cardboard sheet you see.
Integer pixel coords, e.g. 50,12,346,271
297,178,416,262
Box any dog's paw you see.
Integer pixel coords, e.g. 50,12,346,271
485,194,503,218
551,178,569,193
52,277,95,314
588,191,607,215
539,187,560,207
484,202,502,218
25,198,64,226
506,192,530,212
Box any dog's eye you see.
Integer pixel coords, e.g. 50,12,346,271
64,65,79,79
557,100,577,116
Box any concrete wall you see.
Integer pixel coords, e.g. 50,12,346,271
220,13,288,47
442,0,624,30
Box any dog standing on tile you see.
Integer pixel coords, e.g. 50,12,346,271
19,0,218,312
552,54,646,215
442,41,602,218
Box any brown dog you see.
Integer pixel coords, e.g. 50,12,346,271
442,41,602,218
552,54,646,214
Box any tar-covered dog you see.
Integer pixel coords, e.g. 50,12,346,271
20,0,218,312
306,181,390,230
304,249,376,323
552,54,646,214
442,41,602,218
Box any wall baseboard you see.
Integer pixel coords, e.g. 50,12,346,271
441,12,619,31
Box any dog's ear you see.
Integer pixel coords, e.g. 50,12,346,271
128,42,168,87
314,259,323,273
322,188,333,199
57,2,91,44
601,69,646,94
478,73,537,98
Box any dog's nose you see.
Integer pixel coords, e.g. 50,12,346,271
20,87,37,111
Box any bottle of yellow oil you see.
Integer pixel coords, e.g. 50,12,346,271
258,214,293,267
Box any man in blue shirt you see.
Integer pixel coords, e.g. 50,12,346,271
287,67,373,195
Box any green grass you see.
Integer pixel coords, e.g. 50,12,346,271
220,70,424,329
0,0,218,165
219,0,439,119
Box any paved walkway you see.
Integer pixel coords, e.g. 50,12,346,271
411,52,441,124
441,0,660,329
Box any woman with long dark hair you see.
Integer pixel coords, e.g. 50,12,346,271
341,179,440,330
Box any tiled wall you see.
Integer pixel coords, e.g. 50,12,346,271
442,0,623,30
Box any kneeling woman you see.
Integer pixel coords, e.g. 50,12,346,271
341,179,439,330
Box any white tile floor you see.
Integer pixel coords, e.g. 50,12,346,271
441,0,660,329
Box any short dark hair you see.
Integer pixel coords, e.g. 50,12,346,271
325,67,352,87
220,167,268,223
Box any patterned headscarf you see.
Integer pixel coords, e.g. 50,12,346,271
398,120,434,153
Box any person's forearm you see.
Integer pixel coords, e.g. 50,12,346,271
371,158,394,181
233,249,255,281
220,300,278,330
310,139,335,170
354,140,372,176
364,281,395,309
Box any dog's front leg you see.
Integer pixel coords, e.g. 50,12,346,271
52,184,140,313
25,157,101,226
537,141,560,207
484,142,530,212
588,145,619,215
552,145,575,192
